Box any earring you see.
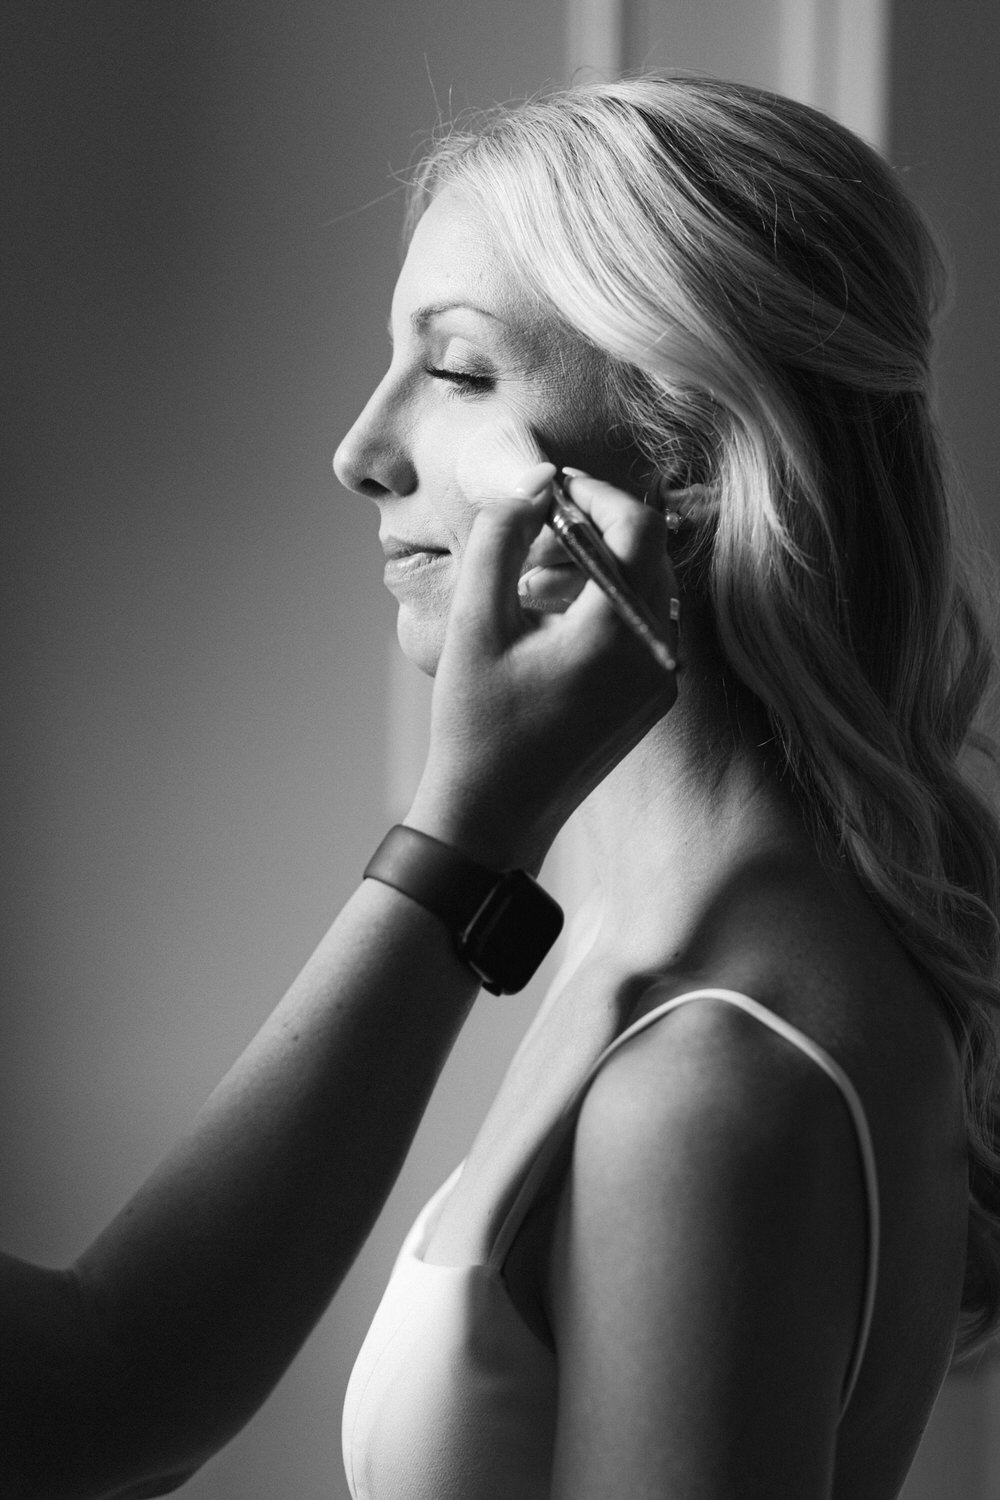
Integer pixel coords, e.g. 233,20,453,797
643,473,686,530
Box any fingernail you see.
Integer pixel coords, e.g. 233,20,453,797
518,566,579,612
561,466,589,479
518,590,575,614
513,461,557,497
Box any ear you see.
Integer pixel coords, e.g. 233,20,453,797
646,477,716,528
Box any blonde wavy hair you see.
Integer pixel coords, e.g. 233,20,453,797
407,73,1000,1359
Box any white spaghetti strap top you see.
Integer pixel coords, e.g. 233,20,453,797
342,989,880,1499
490,987,880,1412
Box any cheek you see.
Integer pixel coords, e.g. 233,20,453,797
549,397,622,471
409,420,484,551
432,486,481,557
445,406,553,545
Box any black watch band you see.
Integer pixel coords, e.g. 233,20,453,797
363,825,564,995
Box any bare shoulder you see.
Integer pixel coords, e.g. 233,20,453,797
573,991,859,1176
555,990,871,1327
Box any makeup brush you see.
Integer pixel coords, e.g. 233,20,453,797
546,467,677,672
458,420,677,673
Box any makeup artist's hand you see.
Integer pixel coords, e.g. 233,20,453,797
408,466,679,873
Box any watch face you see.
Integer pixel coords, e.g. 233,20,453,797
461,870,564,994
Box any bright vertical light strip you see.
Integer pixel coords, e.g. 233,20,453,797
565,0,626,77
385,635,433,823
778,0,889,151
778,0,822,114
833,0,889,151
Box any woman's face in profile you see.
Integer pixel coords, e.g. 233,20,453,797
333,188,617,673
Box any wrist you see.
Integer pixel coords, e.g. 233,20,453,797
405,781,557,878
364,825,564,995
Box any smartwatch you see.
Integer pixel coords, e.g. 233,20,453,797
364,824,564,995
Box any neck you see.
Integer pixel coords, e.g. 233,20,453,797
577,653,817,971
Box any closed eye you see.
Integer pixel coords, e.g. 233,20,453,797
424,365,495,395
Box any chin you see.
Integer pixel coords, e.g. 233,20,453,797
395,608,444,677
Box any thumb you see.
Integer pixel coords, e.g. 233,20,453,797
447,481,554,649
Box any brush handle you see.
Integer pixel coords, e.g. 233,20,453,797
548,475,677,673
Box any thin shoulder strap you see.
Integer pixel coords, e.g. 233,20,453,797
490,987,880,1419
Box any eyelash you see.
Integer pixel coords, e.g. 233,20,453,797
424,365,495,396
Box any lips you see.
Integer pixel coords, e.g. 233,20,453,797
380,536,452,597
379,527,576,602
380,535,450,561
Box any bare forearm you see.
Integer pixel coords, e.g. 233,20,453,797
11,878,479,1496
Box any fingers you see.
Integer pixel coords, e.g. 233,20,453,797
448,463,680,676
559,469,670,579
448,469,555,647
556,471,680,652
517,563,585,612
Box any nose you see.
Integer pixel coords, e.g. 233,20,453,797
333,375,417,500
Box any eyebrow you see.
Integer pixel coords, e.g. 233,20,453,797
386,301,505,340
